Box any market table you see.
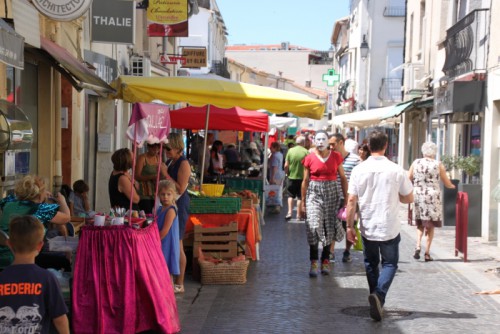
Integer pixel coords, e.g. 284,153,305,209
72,223,180,334
185,206,262,260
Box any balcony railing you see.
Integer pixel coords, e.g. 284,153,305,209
211,60,230,78
383,6,405,17
442,9,489,79
379,78,403,102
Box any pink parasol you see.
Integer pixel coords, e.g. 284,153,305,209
127,102,171,218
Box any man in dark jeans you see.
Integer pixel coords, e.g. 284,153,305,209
345,130,413,321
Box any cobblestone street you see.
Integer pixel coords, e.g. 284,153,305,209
176,204,500,334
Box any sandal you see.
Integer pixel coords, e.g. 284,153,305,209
424,253,433,262
285,213,292,220
174,284,185,294
413,248,421,260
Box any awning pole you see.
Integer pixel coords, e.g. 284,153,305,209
199,105,210,188
262,132,269,214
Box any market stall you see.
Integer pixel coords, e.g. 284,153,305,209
72,103,180,334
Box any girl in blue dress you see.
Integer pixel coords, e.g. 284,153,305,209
156,180,180,278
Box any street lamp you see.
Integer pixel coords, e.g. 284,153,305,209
360,35,369,60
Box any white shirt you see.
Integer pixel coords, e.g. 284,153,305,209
344,138,359,155
348,156,413,241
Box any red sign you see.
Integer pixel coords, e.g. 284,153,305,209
160,55,187,65
127,103,171,145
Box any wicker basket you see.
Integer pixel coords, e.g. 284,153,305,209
199,259,249,285
201,184,225,197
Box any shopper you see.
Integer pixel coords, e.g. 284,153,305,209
109,148,140,211
165,132,191,294
156,179,180,278
284,136,308,220
135,143,168,214
409,142,455,261
0,175,71,269
328,133,360,263
301,131,347,277
0,215,69,333
345,130,413,321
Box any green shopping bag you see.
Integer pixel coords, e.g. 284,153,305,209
353,223,363,251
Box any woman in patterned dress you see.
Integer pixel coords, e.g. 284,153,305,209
300,131,348,277
409,142,455,261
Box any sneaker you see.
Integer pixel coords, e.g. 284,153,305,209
321,260,330,275
309,260,319,277
368,293,383,321
329,253,335,263
342,251,352,263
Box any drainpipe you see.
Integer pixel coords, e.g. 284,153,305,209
53,22,62,193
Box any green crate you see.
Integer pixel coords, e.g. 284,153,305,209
189,197,242,214
224,178,263,197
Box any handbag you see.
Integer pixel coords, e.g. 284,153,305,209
337,207,347,221
353,224,363,251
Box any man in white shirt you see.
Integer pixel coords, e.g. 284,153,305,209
344,132,359,155
345,130,414,322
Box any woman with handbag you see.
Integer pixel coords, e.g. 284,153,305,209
300,131,348,277
409,142,455,261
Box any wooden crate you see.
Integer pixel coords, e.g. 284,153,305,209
193,222,238,259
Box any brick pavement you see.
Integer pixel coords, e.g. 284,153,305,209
175,204,500,333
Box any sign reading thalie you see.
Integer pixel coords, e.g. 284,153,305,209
91,0,135,44
147,0,188,37
31,0,93,21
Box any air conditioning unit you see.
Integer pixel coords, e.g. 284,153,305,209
130,56,151,77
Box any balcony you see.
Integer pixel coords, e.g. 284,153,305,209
383,6,405,17
211,59,230,79
379,78,403,102
442,9,489,79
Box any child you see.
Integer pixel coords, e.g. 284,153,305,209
156,180,180,289
0,215,69,333
69,180,94,218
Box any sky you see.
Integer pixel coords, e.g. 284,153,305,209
216,0,350,51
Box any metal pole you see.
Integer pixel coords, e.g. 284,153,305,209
199,105,211,188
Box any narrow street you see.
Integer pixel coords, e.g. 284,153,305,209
176,204,500,334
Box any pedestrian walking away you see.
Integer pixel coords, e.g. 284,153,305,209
409,142,455,262
345,130,414,321
284,135,309,220
301,130,348,277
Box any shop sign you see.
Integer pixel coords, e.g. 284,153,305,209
160,54,186,65
31,0,93,22
0,19,24,69
147,0,188,37
434,81,485,115
181,47,206,68
91,0,134,44
84,50,118,83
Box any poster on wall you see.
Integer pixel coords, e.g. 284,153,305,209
147,0,188,37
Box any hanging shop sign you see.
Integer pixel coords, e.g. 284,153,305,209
181,47,206,68
0,19,24,69
434,81,485,115
31,0,93,21
147,0,188,37
91,0,135,44
159,54,187,65
84,50,118,83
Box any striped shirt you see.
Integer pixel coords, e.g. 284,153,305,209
337,152,361,201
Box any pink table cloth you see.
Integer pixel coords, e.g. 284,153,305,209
72,223,180,334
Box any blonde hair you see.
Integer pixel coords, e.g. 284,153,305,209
158,179,179,202
15,175,46,201
9,216,44,254
167,132,185,151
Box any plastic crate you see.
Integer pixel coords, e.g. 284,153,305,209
201,184,225,197
189,197,241,214
224,178,263,197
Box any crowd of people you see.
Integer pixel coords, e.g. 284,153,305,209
0,127,479,331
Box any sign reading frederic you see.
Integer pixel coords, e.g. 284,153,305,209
32,0,93,21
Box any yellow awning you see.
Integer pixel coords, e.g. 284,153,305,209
110,75,325,120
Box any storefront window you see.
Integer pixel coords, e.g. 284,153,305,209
470,124,481,157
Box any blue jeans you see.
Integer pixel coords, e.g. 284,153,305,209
362,234,400,305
